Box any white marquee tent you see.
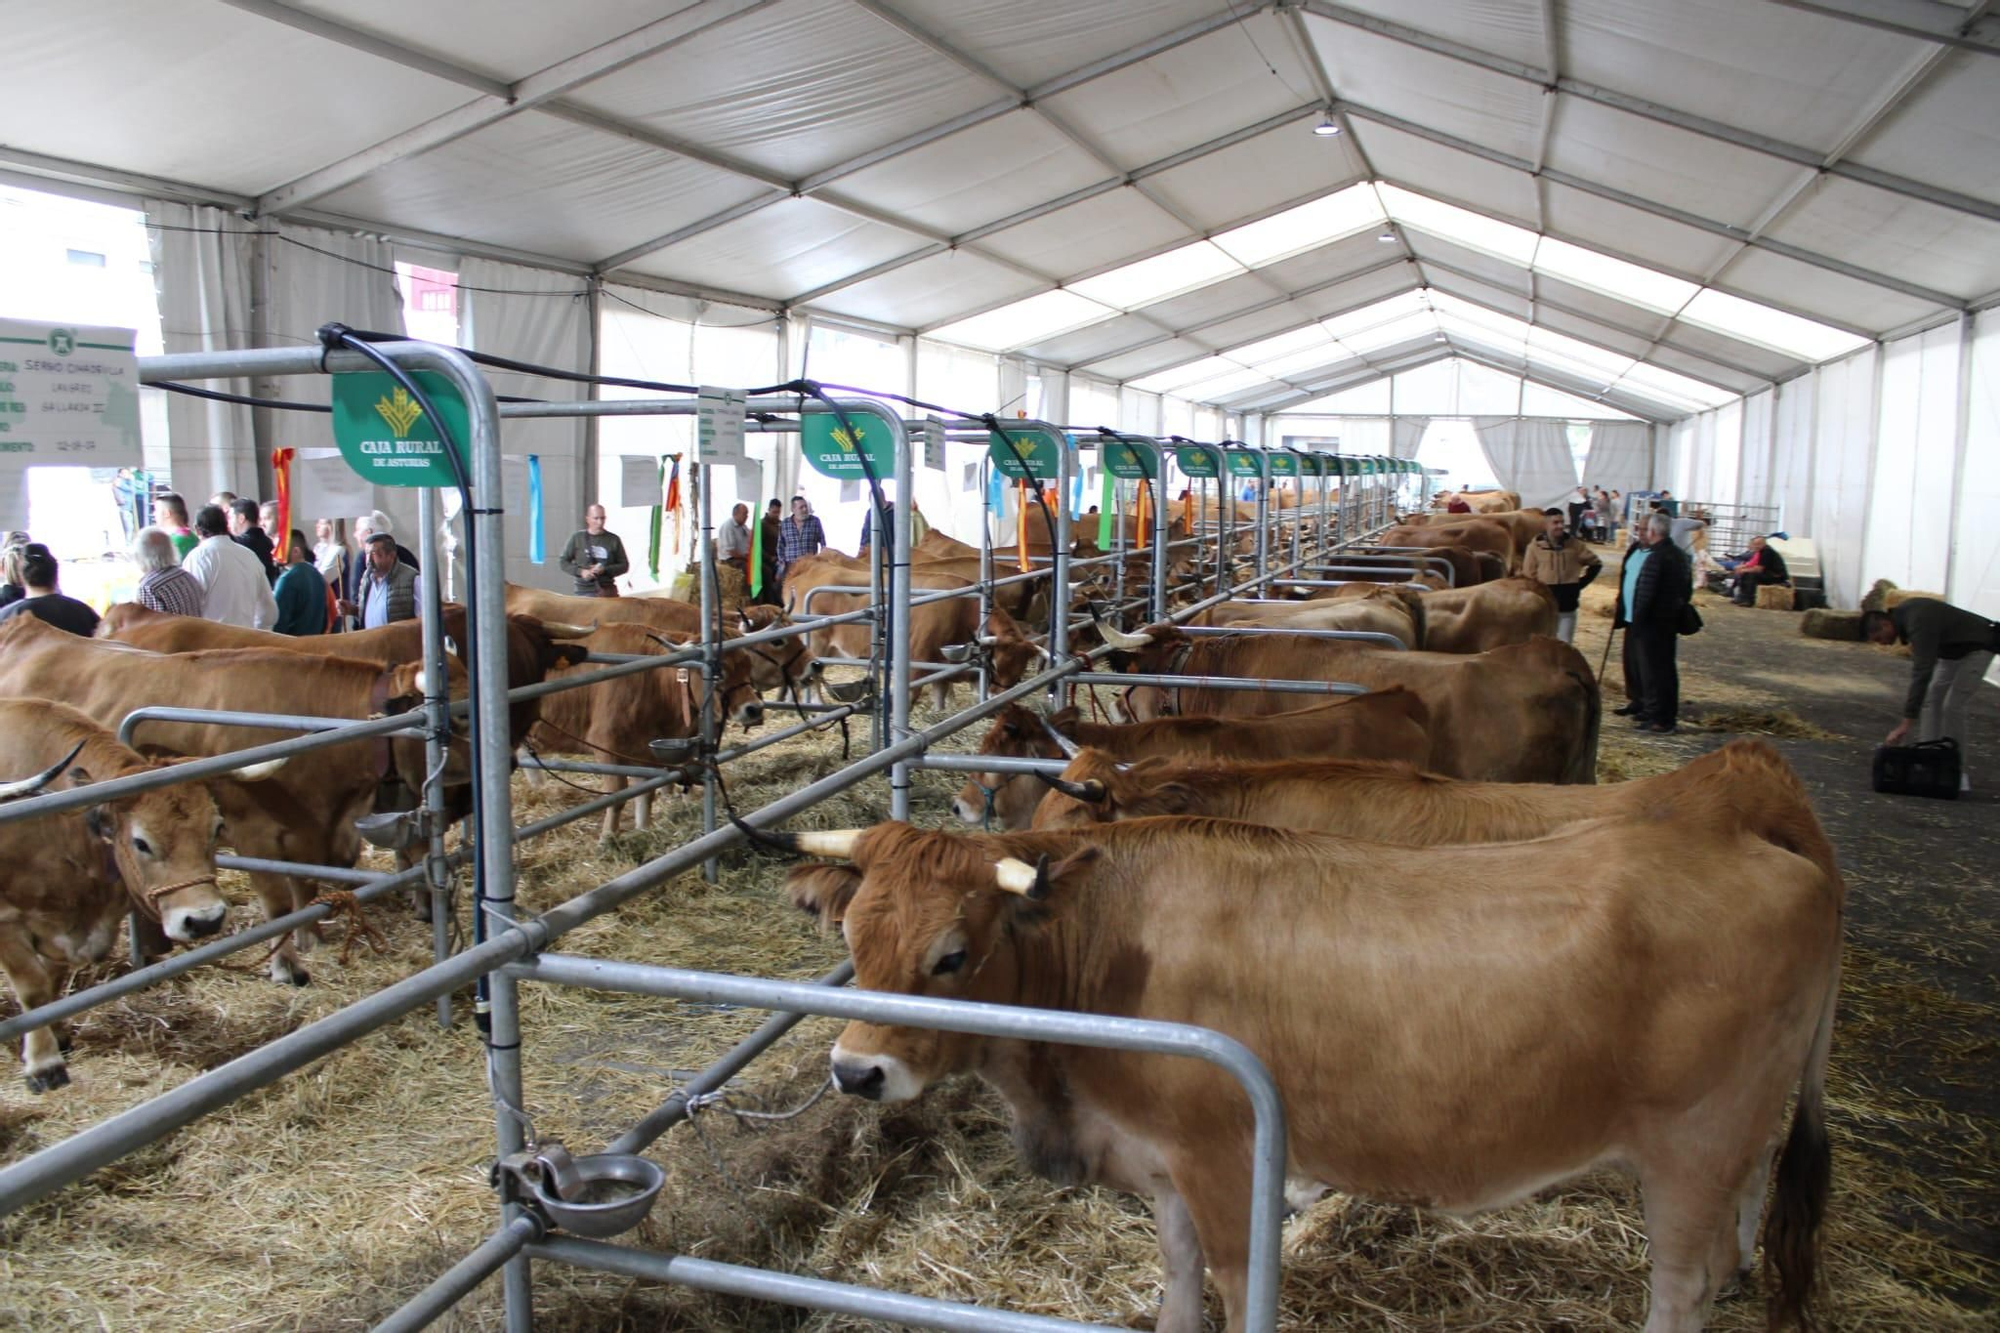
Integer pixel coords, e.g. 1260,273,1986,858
5,0,1997,613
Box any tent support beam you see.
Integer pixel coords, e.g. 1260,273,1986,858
1299,0,2000,222
254,0,783,214
1336,99,1966,312
599,3,1282,267
214,0,513,97
1766,0,2000,57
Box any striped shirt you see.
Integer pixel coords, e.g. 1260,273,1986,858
137,566,206,617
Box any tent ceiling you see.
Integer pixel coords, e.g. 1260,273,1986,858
8,0,1997,423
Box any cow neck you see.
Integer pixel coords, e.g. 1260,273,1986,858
366,671,399,781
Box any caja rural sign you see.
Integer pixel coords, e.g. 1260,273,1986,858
331,371,467,487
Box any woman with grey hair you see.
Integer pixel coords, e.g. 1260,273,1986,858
132,526,207,617
0,538,28,610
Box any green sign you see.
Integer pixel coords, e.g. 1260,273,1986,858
987,426,1059,480
331,371,467,488
1175,445,1218,477
801,411,896,480
1266,452,1298,477
1225,449,1263,478
1100,438,1154,480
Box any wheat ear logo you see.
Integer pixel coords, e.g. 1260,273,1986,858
374,386,426,438
830,424,862,454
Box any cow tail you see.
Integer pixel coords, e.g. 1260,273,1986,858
1764,951,1837,1331
1563,667,1600,785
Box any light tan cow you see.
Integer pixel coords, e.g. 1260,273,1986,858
0,700,270,1091
1417,576,1559,653
504,583,810,700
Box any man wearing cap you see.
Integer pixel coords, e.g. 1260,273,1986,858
340,531,418,628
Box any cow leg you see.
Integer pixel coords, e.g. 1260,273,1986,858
599,776,627,843
246,871,310,986
1163,1152,1251,1332
1725,1140,1779,1294
633,787,652,832
1152,1188,1208,1333
0,935,68,1092
1637,1166,1743,1333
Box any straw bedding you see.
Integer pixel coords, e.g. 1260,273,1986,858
1,605,1993,1330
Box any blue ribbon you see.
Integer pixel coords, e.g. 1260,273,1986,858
987,467,1005,525
1067,436,1083,515
527,454,544,563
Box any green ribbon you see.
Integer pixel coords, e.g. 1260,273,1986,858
1097,472,1114,548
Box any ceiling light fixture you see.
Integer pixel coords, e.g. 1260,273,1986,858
1377,228,1397,243
1313,109,1342,137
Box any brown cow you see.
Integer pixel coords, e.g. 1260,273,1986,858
1418,577,1558,653
0,701,275,1090
782,551,1045,708
1096,622,1598,783
504,584,811,701
528,622,761,841
1429,487,1521,513
781,783,1839,1333
1033,739,1843,889
0,616,454,984
1380,518,1515,571
950,691,1431,830
1191,586,1423,650
101,601,592,749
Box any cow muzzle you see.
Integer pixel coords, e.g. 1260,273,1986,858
830,1043,922,1103
164,900,228,942
732,698,765,729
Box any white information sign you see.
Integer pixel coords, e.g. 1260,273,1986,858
696,385,747,462
921,415,947,472
619,454,660,507
0,318,142,468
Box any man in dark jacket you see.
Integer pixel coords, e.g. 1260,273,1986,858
228,497,279,585
558,504,629,597
1865,599,1997,789
1612,511,1692,734
1726,535,1790,605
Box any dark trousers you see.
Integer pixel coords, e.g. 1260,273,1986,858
1629,623,1680,725
1733,570,1783,605
1568,503,1585,533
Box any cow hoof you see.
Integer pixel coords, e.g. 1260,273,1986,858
25,1063,70,1094
271,959,311,987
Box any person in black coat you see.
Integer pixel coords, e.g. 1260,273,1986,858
228,497,280,585
1727,535,1789,606
1613,511,1692,734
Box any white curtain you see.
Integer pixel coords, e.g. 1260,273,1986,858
1390,415,1429,459
1581,421,1652,493
1472,416,1577,509
148,201,257,502
265,223,406,541
461,259,591,590
1809,347,1880,608
1949,311,2000,682
1862,321,1959,595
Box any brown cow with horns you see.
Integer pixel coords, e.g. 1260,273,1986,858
770,771,1840,1332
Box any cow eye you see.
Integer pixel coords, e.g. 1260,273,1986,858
932,949,968,976
132,836,154,857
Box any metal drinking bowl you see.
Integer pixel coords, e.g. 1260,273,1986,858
522,1144,664,1239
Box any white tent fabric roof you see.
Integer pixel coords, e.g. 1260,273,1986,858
8,0,1997,424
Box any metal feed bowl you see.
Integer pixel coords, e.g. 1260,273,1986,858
649,738,698,763
502,1143,664,1239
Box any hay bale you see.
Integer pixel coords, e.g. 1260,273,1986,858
1862,578,1898,613
1755,583,1795,610
1885,587,1944,611
1801,608,1864,640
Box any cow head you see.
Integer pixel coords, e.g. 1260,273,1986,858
72,759,258,943
982,607,1047,691
1029,752,1190,829
1090,619,1192,720
779,822,1099,1102
734,605,815,701
378,658,476,790
952,705,1077,830
715,646,765,730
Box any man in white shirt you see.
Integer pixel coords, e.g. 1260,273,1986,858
717,502,752,577
181,503,279,630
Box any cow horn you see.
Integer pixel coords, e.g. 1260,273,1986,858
1033,771,1105,802
727,815,860,859
993,855,1046,898
1088,606,1153,651
226,756,289,782
0,739,86,801
1033,714,1082,758
541,620,597,639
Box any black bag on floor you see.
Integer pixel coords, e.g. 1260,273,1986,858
1872,738,1961,800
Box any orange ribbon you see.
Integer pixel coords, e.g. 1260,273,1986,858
1135,479,1151,552
1016,479,1030,573
270,448,294,562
